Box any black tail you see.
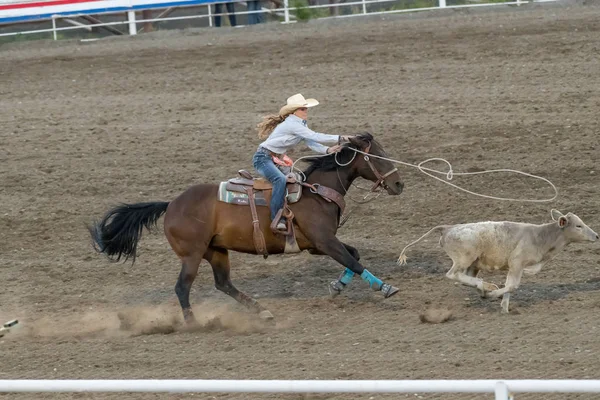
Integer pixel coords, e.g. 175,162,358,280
88,201,170,263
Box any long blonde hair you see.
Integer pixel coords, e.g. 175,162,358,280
257,112,292,139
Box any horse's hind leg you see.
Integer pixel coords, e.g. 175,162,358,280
205,247,274,320
175,256,201,324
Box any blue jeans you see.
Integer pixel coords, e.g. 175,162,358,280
252,147,286,221
247,0,264,24
214,2,237,27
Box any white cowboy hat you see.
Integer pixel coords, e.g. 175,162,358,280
279,93,319,116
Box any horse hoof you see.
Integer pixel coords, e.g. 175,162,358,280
259,310,274,320
328,280,344,297
183,309,198,325
381,283,399,298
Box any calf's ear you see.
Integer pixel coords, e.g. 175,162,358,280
550,209,564,221
558,216,568,228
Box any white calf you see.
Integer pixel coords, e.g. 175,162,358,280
397,210,598,313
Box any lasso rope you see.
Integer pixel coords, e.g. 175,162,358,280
292,148,558,203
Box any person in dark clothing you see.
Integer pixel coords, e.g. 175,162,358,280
214,2,237,27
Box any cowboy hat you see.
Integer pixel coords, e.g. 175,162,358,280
279,93,319,116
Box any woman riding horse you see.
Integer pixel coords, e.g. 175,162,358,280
254,93,352,231
89,123,404,324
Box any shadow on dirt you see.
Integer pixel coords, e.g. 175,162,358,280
126,248,407,305
125,248,600,313
463,279,600,312
404,253,600,311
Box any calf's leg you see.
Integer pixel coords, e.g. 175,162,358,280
446,257,498,294
485,266,524,313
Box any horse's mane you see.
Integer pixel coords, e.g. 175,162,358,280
302,133,375,177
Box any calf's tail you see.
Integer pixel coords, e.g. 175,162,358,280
397,225,452,266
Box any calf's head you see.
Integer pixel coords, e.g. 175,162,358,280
552,210,599,243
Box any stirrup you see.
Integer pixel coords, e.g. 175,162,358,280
271,207,291,235
276,220,287,231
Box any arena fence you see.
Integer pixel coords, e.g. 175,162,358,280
1,379,600,399
0,0,560,40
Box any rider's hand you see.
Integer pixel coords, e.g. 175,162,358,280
339,135,352,143
327,145,344,154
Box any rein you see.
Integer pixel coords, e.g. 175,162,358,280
291,142,398,227
292,142,397,195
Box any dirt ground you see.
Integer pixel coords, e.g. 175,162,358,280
1,1,600,399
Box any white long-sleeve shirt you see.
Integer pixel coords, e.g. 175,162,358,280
259,114,340,155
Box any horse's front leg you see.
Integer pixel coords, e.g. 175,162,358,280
342,243,361,261
309,242,360,295
316,238,398,298
309,242,360,260
327,243,361,296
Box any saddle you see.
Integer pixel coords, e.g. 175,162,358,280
216,169,346,260
225,169,303,199
217,169,304,259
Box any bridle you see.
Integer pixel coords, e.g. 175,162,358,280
331,141,399,227
362,142,398,192
289,139,399,214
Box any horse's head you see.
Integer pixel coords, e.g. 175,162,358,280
347,133,404,195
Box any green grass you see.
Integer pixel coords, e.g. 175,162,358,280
290,0,329,21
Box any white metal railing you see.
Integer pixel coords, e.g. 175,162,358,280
0,0,558,40
1,380,600,399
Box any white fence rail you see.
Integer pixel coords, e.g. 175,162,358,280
0,0,559,40
1,380,600,399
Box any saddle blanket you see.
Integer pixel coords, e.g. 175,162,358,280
217,182,302,206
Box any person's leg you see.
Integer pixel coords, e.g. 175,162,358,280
255,0,264,23
253,151,287,229
226,2,237,26
247,1,258,25
214,3,222,27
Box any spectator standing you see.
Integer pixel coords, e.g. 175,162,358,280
214,2,237,27
247,0,264,24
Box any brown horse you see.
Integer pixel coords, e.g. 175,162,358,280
88,133,404,323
